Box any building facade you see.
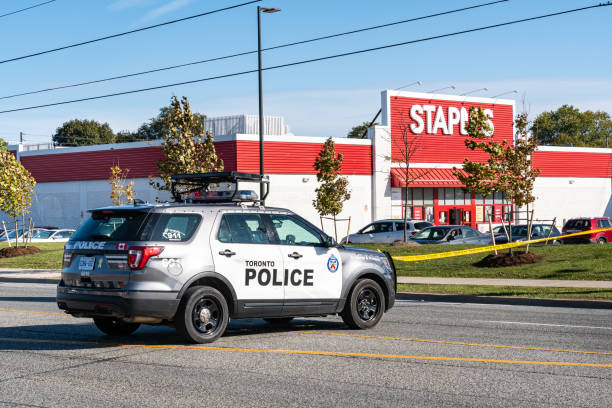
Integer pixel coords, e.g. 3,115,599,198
4,95,611,233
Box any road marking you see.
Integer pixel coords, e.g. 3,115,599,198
0,307,66,316
476,320,612,330
0,337,611,368
292,331,612,356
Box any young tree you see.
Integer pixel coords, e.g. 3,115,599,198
52,119,115,146
109,165,136,205
313,137,351,241
0,148,36,247
392,112,430,241
454,107,540,253
151,96,223,194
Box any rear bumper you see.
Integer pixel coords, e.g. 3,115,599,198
56,286,179,320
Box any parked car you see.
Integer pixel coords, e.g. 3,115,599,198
493,224,562,245
410,225,491,245
29,229,75,242
562,217,612,244
344,219,433,243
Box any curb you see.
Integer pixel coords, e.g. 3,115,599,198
397,292,612,310
0,277,60,284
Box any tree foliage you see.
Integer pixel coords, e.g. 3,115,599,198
52,119,115,147
347,121,378,139
454,107,540,251
0,147,36,247
151,96,223,193
313,137,351,221
532,105,612,148
0,137,7,147
109,165,136,205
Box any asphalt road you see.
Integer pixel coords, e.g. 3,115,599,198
1,282,611,408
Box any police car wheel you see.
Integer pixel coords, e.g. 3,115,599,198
93,317,140,336
341,279,384,329
264,317,294,325
176,286,229,344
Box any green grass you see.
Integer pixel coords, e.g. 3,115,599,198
0,242,64,269
357,243,612,281
398,284,612,301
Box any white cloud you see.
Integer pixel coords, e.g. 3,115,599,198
137,0,193,23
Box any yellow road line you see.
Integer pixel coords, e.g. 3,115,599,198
0,307,66,316
292,331,612,356
393,227,612,262
0,336,610,368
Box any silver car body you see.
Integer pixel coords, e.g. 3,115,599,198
57,203,396,323
345,219,433,244
411,225,491,245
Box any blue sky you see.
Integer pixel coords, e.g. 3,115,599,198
0,0,610,144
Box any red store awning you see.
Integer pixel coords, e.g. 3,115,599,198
390,167,466,187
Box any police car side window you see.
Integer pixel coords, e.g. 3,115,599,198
269,214,323,246
217,214,269,244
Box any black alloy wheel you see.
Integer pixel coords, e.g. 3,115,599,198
341,278,385,329
176,286,229,343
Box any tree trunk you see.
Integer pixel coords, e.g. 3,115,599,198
487,209,497,255
2,220,10,248
544,217,556,246
526,208,535,253
403,179,408,242
333,214,338,242
14,219,18,248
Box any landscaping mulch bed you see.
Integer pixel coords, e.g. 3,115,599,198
0,246,41,258
474,251,542,268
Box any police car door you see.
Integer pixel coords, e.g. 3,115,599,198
211,212,284,314
267,214,342,313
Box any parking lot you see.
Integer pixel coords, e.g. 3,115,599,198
1,281,611,407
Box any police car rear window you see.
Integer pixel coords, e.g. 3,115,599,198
142,213,201,242
71,211,149,241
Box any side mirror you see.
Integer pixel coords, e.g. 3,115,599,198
326,236,337,247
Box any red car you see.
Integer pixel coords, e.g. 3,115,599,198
562,217,612,244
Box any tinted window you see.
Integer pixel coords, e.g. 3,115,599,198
414,222,433,230
269,214,323,246
565,219,591,229
32,230,54,239
449,229,462,238
145,213,201,242
217,213,269,244
597,219,611,228
71,211,149,241
55,230,74,238
394,222,413,231
412,227,448,240
363,222,393,234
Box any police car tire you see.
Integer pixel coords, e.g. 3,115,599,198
176,286,229,344
93,317,140,336
341,279,384,330
264,317,294,325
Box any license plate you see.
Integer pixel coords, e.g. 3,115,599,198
78,256,95,271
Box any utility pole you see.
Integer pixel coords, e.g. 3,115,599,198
19,131,23,143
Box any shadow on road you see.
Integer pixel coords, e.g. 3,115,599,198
0,296,56,303
0,318,347,351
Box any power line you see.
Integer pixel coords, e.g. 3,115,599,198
0,2,609,115
0,0,260,65
0,0,508,101
0,0,56,19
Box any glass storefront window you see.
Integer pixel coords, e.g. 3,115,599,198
424,188,434,205
413,188,423,205
445,188,454,205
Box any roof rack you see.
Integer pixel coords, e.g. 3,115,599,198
170,171,269,204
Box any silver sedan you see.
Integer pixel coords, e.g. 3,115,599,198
410,225,492,245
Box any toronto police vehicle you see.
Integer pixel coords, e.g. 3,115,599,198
56,172,396,343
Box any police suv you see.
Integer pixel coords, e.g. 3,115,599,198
56,172,396,343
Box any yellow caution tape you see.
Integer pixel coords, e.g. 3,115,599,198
392,227,612,262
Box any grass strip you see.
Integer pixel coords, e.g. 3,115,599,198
398,283,612,301
0,242,64,269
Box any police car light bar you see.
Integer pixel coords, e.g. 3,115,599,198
170,172,269,204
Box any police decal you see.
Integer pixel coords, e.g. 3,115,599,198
244,260,313,287
327,254,339,273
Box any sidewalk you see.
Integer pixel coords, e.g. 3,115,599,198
1,268,611,289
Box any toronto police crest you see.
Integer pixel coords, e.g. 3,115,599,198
327,254,339,273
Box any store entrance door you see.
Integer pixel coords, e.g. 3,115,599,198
449,208,461,225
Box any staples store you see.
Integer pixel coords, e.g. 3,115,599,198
5,92,612,231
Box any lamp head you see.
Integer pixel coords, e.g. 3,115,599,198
261,7,280,13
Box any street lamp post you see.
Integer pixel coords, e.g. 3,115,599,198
257,6,280,204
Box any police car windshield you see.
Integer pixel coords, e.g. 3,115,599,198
71,211,149,241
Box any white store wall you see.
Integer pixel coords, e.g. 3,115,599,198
532,177,612,226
